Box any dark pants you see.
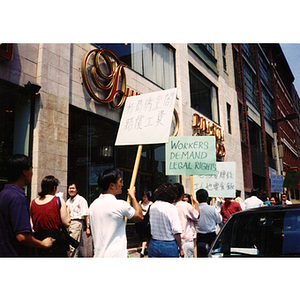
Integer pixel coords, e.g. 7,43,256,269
197,232,216,257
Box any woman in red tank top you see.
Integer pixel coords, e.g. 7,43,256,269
30,176,71,257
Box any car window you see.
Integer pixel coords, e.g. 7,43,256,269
210,209,300,257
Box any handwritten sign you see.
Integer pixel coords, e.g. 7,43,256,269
193,162,236,198
165,136,216,175
270,175,283,193
283,169,300,189
115,88,177,146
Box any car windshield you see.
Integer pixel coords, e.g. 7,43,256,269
210,209,300,257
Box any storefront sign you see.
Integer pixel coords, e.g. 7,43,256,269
115,88,177,146
165,136,216,176
81,48,139,108
192,113,226,158
193,162,236,198
270,174,283,193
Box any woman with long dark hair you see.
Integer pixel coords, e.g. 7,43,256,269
30,175,71,257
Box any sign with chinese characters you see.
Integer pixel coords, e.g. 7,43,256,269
115,88,177,146
270,174,283,193
193,162,236,198
165,136,216,176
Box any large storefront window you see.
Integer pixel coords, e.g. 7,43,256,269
68,105,178,205
93,43,176,90
0,80,32,192
189,63,219,124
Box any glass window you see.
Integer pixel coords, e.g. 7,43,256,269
262,86,274,125
189,63,219,124
210,209,300,257
241,43,254,67
0,80,31,192
68,105,178,205
243,62,258,110
227,102,231,134
222,44,227,71
94,43,176,90
202,43,215,57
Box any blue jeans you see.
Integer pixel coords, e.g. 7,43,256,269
148,239,179,258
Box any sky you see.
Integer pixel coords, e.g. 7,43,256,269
280,43,300,96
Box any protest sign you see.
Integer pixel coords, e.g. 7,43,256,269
270,174,283,193
193,162,236,198
283,169,300,189
115,88,177,146
165,136,216,175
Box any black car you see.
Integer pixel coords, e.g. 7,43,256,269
207,204,300,257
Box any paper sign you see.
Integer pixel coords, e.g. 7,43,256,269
283,169,300,189
165,136,216,175
115,88,177,146
193,162,236,198
270,174,283,193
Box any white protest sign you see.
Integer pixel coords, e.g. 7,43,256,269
115,88,177,146
193,162,236,198
270,174,283,193
165,136,216,175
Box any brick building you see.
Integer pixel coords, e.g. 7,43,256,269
232,43,300,199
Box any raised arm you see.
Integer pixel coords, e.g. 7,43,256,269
127,187,143,222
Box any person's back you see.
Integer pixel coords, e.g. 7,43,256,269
88,168,143,258
0,184,34,256
89,193,135,257
245,189,263,209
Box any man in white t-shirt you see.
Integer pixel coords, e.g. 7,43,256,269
89,168,143,258
244,188,263,209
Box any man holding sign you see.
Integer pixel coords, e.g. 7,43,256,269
88,168,143,258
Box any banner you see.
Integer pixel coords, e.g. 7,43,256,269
283,169,300,189
270,174,283,193
165,136,216,175
115,88,177,146
193,162,236,198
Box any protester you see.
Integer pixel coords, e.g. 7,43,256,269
66,182,90,257
235,191,245,210
281,193,292,205
173,183,199,258
183,193,192,204
220,197,242,224
244,188,263,209
196,189,222,256
31,175,71,257
88,168,143,258
270,196,278,206
136,191,152,257
148,182,184,258
0,154,52,257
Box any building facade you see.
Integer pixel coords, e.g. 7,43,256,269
0,42,273,249
232,43,300,199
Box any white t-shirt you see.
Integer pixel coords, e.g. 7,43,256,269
66,194,89,219
244,196,263,210
88,193,135,258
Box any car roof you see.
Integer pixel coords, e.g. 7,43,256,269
234,204,300,216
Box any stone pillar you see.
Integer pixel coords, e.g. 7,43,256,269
31,44,70,199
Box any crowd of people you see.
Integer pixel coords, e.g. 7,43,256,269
0,154,294,258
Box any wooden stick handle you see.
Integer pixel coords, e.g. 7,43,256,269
125,145,143,225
